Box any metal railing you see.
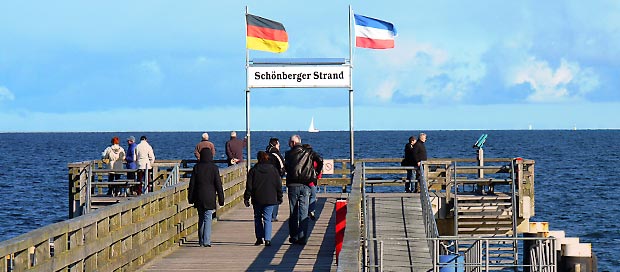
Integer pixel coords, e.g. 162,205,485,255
162,164,180,188
432,236,556,272
419,162,440,257
338,161,556,272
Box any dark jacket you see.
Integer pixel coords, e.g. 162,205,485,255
188,148,225,210
244,163,283,205
125,142,137,169
412,141,427,167
284,144,323,186
225,137,246,162
266,145,285,177
402,142,415,166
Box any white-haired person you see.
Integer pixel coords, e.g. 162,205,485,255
194,132,216,160
225,131,246,166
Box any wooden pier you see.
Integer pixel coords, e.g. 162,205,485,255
1,156,596,271
365,193,432,271
141,194,340,272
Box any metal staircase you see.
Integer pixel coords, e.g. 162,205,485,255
454,192,518,270
448,138,521,270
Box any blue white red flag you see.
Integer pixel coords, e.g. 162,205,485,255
354,14,396,49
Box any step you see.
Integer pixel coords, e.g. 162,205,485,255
456,202,512,207
457,209,512,215
455,194,512,201
458,206,511,212
458,228,512,234
457,214,513,219
458,220,512,227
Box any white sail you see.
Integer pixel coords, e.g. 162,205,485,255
308,117,319,132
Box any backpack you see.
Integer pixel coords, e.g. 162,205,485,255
298,149,317,182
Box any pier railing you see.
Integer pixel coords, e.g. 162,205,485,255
337,162,363,272
0,163,247,272
337,159,552,272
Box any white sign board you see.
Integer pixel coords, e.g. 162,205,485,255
322,159,334,175
248,66,351,88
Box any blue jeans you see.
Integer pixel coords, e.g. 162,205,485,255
288,185,310,242
197,207,214,246
405,169,413,191
272,204,279,220
309,185,317,213
253,204,276,241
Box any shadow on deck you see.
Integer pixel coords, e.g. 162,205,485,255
141,194,340,272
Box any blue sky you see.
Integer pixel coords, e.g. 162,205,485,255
1,1,619,132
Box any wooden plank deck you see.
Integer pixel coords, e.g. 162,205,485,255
366,193,433,272
140,193,340,272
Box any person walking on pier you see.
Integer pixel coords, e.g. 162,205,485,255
125,136,137,195
102,136,126,196
402,136,417,193
302,143,322,221
225,131,246,166
135,135,155,195
412,133,428,193
284,135,323,245
194,132,215,160
244,151,283,247
266,137,285,221
188,148,225,247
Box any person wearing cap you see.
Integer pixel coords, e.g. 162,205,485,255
194,132,215,160
225,131,246,166
136,135,155,195
125,136,138,195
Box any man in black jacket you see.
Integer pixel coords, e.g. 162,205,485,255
412,133,428,193
284,135,323,245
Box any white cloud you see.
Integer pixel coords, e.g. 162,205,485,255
358,38,486,104
509,57,600,102
374,79,398,101
136,60,164,88
0,86,15,102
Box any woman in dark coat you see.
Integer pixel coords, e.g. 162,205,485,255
402,136,416,193
244,151,283,246
188,148,225,247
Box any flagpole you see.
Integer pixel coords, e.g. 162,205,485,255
348,5,355,172
245,6,252,172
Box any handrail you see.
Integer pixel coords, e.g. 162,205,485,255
336,162,363,272
432,236,556,271
163,164,180,188
0,163,247,272
419,162,440,259
510,159,519,268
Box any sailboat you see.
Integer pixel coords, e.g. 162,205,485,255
308,117,319,133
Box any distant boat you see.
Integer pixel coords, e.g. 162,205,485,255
308,117,319,133
573,124,577,131
528,124,533,130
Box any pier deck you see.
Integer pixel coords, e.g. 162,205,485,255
366,193,433,272
140,193,340,272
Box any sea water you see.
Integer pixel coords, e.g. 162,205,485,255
0,130,618,270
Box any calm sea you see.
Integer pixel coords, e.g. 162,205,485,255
0,130,618,270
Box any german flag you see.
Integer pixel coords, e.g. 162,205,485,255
246,14,288,53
